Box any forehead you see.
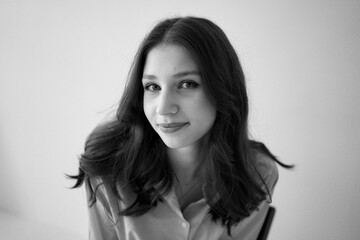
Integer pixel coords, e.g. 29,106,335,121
143,44,199,75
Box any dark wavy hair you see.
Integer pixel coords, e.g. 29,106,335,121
69,16,293,235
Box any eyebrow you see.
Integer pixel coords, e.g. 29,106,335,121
142,70,201,80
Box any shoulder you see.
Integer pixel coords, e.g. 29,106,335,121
85,177,136,212
85,177,114,212
251,151,279,195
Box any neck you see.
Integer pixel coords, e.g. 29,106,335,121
167,143,206,184
167,144,209,210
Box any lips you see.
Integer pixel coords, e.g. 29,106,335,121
157,122,189,133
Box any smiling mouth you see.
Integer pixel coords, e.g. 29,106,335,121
158,123,189,133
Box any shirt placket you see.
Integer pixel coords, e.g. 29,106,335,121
163,187,190,240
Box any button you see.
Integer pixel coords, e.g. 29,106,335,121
181,222,187,228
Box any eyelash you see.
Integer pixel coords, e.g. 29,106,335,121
144,80,199,91
144,83,160,91
179,80,199,89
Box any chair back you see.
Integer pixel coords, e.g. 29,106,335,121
257,206,276,240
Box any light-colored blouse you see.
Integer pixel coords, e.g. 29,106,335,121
85,152,278,240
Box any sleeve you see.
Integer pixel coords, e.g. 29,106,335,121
85,179,119,240
220,153,279,240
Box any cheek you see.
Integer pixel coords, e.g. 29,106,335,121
197,96,217,121
143,98,154,122
203,106,217,126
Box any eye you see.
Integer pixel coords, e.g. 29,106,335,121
179,80,199,89
144,83,161,92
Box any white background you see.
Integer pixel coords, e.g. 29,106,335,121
1,1,359,239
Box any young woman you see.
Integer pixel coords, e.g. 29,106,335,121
70,16,292,240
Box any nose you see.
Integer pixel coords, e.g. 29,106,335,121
156,90,178,115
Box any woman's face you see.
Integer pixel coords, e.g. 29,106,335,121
142,44,216,149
